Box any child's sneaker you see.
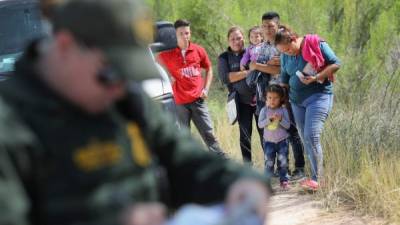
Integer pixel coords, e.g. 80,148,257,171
300,179,319,191
280,181,290,190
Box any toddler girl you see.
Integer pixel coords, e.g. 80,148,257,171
240,26,263,70
258,84,291,190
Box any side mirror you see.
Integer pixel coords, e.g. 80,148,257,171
150,21,177,53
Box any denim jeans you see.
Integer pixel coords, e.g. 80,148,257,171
291,93,333,181
264,139,289,182
177,98,224,155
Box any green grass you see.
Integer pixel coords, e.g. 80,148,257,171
320,98,400,223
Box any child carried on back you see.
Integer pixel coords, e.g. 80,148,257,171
258,84,291,190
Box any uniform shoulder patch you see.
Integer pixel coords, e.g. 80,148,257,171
127,122,151,167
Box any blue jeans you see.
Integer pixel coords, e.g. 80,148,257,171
264,139,289,182
291,93,333,181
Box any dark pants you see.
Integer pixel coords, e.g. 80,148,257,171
288,125,305,169
284,103,305,170
237,101,264,162
264,139,289,182
177,98,224,155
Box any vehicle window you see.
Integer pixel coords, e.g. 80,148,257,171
0,52,22,75
0,0,42,75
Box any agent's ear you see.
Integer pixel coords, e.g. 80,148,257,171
53,30,76,54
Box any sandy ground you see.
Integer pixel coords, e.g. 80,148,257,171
265,182,388,225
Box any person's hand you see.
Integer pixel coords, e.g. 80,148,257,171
274,113,282,121
327,73,335,82
225,179,270,220
317,73,328,83
269,113,281,122
269,114,275,121
200,88,208,99
249,61,257,71
120,202,166,225
266,56,280,66
240,65,246,71
300,75,317,85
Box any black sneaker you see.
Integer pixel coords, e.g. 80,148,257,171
290,169,305,180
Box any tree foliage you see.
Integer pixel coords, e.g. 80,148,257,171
146,0,400,99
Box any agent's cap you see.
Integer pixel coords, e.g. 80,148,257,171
52,0,159,81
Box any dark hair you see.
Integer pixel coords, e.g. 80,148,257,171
227,26,244,39
262,11,280,23
174,19,190,29
274,25,298,45
248,26,262,39
265,84,285,103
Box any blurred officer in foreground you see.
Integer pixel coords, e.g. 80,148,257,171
0,0,270,225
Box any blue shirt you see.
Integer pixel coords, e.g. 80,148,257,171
280,42,340,104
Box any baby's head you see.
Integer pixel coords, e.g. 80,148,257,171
248,26,263,46
265,84,285,109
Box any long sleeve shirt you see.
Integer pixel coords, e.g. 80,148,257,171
258,106,290,143
239,44,262,66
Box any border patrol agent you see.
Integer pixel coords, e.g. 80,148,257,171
0,1,270,225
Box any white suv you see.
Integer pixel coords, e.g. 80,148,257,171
142,21,179,124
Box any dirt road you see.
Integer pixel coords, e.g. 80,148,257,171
265,184,386,225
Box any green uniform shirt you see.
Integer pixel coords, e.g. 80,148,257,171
0,41,269,225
